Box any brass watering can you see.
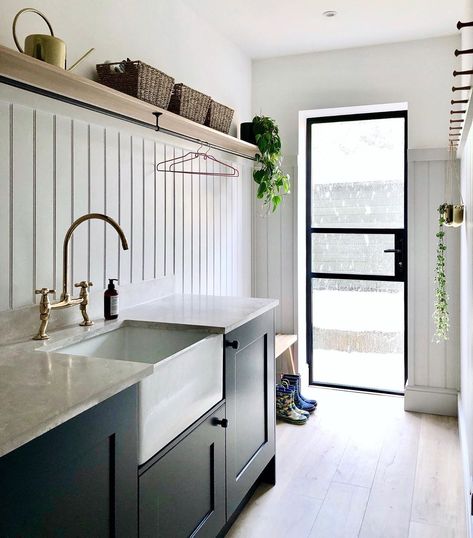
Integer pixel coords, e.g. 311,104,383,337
13,8,94,71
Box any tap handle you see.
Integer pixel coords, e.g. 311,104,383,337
74,281,93,289
35,287,56,296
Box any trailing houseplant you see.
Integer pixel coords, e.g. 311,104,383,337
433,203,449,342
251,115,290,213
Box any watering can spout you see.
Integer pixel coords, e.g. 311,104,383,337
67,48,95,71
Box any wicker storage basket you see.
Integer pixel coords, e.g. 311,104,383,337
168,83,211,124
96,59,174,109
205,100,234,134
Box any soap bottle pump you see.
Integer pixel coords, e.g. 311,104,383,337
104,278,119,320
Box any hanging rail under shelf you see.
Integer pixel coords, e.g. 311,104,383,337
0,45,258,161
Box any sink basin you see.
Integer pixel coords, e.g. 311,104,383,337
49,323,223,464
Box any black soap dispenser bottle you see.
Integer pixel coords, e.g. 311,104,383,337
104,279,119,320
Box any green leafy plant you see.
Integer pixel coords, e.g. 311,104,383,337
433,203,449,341
252,115,290,213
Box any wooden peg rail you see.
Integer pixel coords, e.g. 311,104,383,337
455,48,473,56
450,119,465,123
451,110,467,114
452,85,472,92
453,69,473,77
451,99,469,104
457,21,473,30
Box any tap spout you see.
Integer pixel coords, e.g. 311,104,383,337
61,213,128,301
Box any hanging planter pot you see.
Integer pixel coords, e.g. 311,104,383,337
433,142,463,342
452,203,464,227
441,203,464,227
441,203,454,225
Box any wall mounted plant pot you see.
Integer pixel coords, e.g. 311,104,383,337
451,204,464,227
442,204,454,225
443,203,464,227
240,122,256,145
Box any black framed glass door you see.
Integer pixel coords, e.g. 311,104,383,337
306,110,408,394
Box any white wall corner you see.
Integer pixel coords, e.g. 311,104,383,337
458,394,473,538
404,383,458,416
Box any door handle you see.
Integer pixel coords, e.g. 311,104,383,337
383,249,401,254
225,340,240,350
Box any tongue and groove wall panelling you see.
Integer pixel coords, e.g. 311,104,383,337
71,120,89,292
89,124,105,288
104,128,119,283
12,104,34,308
0,88,252,313
0,101,10,311
35,111,54,296
252,161,297,334
54,116,72,296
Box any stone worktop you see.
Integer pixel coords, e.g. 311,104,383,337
0,294,278,458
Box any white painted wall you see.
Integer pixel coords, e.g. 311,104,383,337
0,0,251,135
458,8,473,535
252,37,462,413
253,35,458,155
460,128,473,537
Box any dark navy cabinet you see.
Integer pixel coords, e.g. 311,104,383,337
139,404,226,538
138,310,276,537
224,310,276,518
0,385,139,538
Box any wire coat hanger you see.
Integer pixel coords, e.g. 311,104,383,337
156,142,239,177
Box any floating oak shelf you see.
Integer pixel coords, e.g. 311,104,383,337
0,44,258,160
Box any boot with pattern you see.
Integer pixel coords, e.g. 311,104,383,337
276,384,308,425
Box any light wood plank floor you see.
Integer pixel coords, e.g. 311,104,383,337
227,388,466,538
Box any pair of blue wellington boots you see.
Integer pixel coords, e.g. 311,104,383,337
276,374,318,425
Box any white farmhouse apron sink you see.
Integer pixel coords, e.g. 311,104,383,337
47,323,223,464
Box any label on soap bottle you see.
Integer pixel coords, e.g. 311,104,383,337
110,296,119,316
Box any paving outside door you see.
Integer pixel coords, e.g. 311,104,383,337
306,111,407,394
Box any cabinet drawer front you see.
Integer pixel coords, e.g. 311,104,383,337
139,405,226,538
225,311,276,518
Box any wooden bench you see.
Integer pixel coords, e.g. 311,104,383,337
275,334,298,375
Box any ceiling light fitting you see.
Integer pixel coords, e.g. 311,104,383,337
323,10,337,18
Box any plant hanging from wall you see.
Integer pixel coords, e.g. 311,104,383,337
433,142,463,342
433,203,449,342
252,115,290,213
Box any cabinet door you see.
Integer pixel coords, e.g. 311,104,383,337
0,386,138,538
139,404,226,538
225,310,276,517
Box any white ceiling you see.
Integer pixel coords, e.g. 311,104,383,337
182,0,468,59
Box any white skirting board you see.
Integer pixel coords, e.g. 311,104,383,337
404,383,458,416
458,394,473,538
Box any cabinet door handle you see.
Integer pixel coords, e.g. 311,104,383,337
213,418,228,428
383,249,401,254
225,340,240,350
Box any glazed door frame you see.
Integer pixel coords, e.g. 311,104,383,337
305,110,408,395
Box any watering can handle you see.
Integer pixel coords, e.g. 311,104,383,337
12,8,55,54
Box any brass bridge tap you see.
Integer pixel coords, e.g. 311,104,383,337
33,213,129,340
75,280,94,326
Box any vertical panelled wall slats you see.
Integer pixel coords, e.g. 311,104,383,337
0,99,252,313
408,158,460,390
253,161,297,334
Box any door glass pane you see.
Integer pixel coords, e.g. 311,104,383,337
311,117,404,228
312,278,404,392
312,233,395,276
